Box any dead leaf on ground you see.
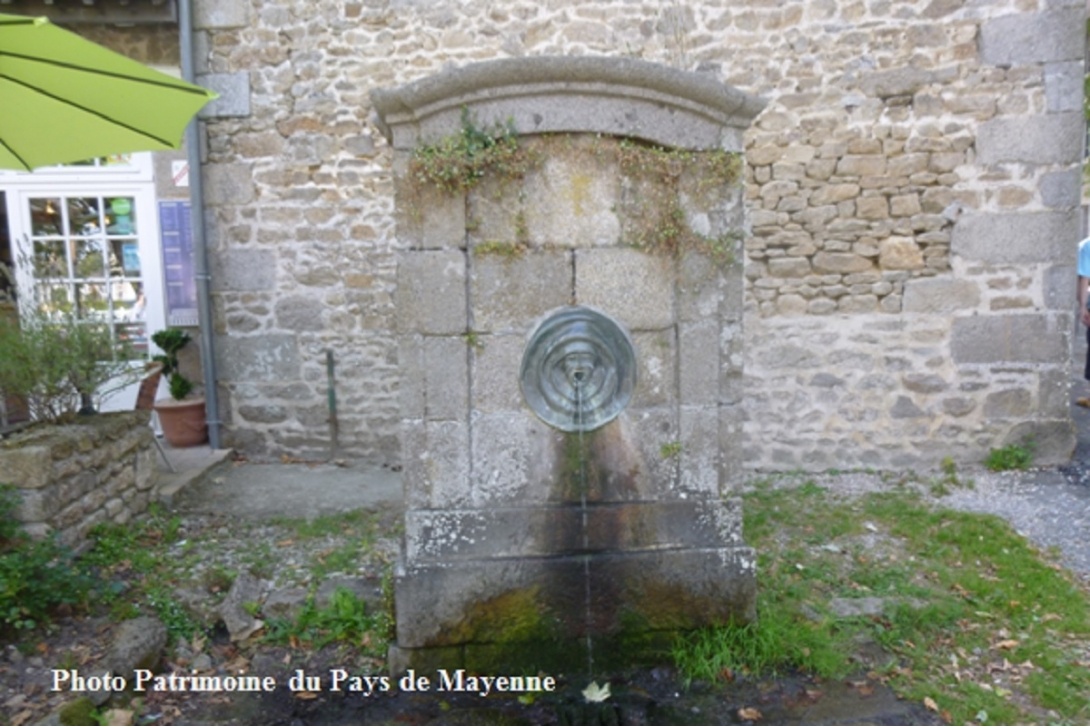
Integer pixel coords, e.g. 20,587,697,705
738,706,762,720
923,696,939,712
294,691,319,700
993,639,1019,650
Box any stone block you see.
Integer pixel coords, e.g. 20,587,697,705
677,406,718,497
1044,61,1084,113
522,144,621,248
813,251,873,274
1039,169,1081,209
984,389,1033,418
626,408,679,499
1002,420,1075,465
836,155,886,177
575,248,674,330
398,335,425,419
194,0,249,28
951,314,1067,364
421,420,472,509
394,547,755,651
630,330,677,409
902,277,981,314
768,257,811,277
1044,265,1076,309
679,319,720,405
718,406,743,492
197,73,251,119
471,250,572,334
980,9,1086,66
274,295,325,331
202,163,255,206
217,335,301,382
395,160,467,250
395,250,467,335
879,236,924,270
976,113,1083,166
405,500,743,562
210,249,275,292
471,334,524,414
470,412,555,505
0,446,51,489
677,251,722,323
424,336,468,421
952,212,1078,264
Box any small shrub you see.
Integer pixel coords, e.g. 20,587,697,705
151,327,194,401
0,486,92,632
265,587,387,654
984,442,1034,472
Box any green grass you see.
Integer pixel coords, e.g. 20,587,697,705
673,477,1090,725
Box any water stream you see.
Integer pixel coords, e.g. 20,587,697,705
574,380,594,675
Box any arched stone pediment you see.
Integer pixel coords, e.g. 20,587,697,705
371,56,766,151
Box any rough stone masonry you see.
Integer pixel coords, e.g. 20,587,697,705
189,0,1084,470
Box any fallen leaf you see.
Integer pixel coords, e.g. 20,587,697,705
276,539,294,547
582,681,611,703
923,696,939,712
294,691,319,700
994,639,1019,651
103,708,134,726
738,707,762,720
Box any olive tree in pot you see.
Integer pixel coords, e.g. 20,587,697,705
151,328,207,447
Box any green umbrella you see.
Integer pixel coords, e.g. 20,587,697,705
0,12,216,171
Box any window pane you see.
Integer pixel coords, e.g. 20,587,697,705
72,239,105,279
106,197,137,235
109,239,141,276
74,282,109,319
33,240,67,278
67,198,103,236
29,198,62,237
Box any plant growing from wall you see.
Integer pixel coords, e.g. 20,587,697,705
410,108,541,194
615,139,743,268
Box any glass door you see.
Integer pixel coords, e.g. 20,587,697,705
7,186,165,412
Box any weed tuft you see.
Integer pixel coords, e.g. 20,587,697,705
984,442,1034,472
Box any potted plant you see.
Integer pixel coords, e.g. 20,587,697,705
151,328,207,447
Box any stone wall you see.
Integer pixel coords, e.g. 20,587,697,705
192,0,1085,468
0,413,157,546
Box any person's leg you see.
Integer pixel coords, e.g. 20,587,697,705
1080,327,1090,407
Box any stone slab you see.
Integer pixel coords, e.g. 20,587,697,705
395,250,467,335
574,248,674,330
403,498,743,562
951,314,1068,365
394,546,756,649
951,211,1078,265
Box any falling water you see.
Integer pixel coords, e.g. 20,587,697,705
574,380,594,675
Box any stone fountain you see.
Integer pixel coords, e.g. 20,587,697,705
372,56,765,672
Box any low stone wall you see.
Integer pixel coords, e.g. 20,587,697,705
0,412,157,546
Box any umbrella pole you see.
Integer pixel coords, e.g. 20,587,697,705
178,0,221,450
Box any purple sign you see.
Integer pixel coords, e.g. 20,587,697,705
159,201,198,327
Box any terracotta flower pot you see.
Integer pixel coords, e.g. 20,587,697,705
153,396,207,447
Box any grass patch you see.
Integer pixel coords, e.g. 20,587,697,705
674,477,1090,724
984,442,1035,472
